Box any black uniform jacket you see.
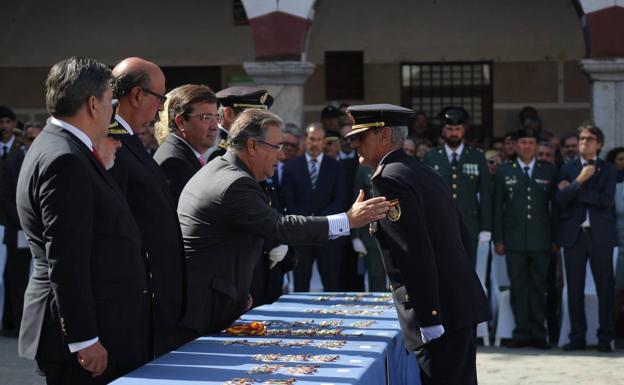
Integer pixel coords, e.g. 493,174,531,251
153,133,202,204
371,149,491,350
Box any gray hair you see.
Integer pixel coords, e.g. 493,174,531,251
45,57,113,117
389,125,408,145
228,108,284,151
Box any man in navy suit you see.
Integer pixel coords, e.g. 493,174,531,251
556,122,618,352
282,123,346,291
153,84,218,204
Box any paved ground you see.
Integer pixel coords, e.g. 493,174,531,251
2,335,623,384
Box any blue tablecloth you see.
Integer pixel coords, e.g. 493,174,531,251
112,292,419,385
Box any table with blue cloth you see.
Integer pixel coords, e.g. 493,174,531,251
111,292,420,385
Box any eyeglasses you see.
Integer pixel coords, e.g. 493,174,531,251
186,113,219,122
282,141,299,149
257,140,283,151
141,88,167,105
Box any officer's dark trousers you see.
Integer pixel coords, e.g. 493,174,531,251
294,240,343,292
416,325,477,385
506,250,550,341
564,231,614,344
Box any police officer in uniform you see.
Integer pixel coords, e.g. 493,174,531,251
346,104,490,385
206,86,273,161
493,128,557,349
423,107,491,261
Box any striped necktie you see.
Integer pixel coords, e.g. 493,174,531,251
309,158,318,190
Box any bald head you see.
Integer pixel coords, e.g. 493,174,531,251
112,57,166,130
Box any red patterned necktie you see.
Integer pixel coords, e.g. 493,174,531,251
92,148,104,167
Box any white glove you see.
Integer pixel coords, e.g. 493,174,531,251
352,238,367,255
420,324,445,343
478,231,491,244
268,244,288,268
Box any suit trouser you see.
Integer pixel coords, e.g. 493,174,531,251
505,250,550,341
37,359,143,385
416,325,478,385
293,241,343,292
564,231,614,344
2,246,31,330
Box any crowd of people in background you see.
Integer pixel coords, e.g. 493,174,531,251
1,56,624,384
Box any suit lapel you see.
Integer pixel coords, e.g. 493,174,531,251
122,134,158,171
169,134,201,170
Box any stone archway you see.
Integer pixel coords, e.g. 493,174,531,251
240,0,319,129
575,0,624,151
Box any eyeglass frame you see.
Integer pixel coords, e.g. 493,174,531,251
257,139,283,151
185,113,219,122
141,87,167,105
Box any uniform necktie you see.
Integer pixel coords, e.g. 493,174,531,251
1,144,7,160
198,156,207,167
92,148,104,167
451,152,458,168
309,158,318,190
523,166,530,178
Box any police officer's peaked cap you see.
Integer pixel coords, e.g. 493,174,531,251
344,104,415,139
321,105,341,119
516,127,539,140
108,100,130,138
439,106,469,126
216,86,273,110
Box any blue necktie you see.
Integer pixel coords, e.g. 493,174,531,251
309,158,318,190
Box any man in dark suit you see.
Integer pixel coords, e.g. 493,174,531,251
282,123,347,292
109,57,186,356
0,106,31,336
347,104,491,385
16,57,150,384
177,108,389,336
556,122,618,352
205,86,273,161
153,84,218,203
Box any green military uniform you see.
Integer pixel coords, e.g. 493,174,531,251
423,144,492,258
493,158,557,342
351,164,386,291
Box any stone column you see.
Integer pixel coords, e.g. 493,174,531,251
244,61,315,130
579,58,624,153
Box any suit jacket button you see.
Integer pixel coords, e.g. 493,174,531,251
527,214,532,219
405,294,410,301
432,310,438,316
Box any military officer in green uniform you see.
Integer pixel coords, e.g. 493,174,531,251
423,107,491,260
205,86,273,161
493,128,557,349
351,162,387,291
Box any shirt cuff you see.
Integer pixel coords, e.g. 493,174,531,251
68,337,99,353
327,213,350,239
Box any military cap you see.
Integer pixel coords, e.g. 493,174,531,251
516,127,539,140
0,105,16,121
108,99,129,137
216,86,273,110
321,105,341,119
439,106,469,126
344,104,415,139
325,129,340,142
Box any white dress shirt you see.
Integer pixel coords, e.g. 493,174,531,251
444,142,464,163
516,158,536,178
114,114,134,135
1,134,15,157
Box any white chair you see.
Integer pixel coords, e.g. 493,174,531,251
491,244,515,346
0,225,6,327
475,241,490,346
557,247,618,347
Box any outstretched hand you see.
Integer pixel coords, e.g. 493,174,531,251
347,190,390,229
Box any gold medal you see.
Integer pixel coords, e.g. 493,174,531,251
388,199,401,222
